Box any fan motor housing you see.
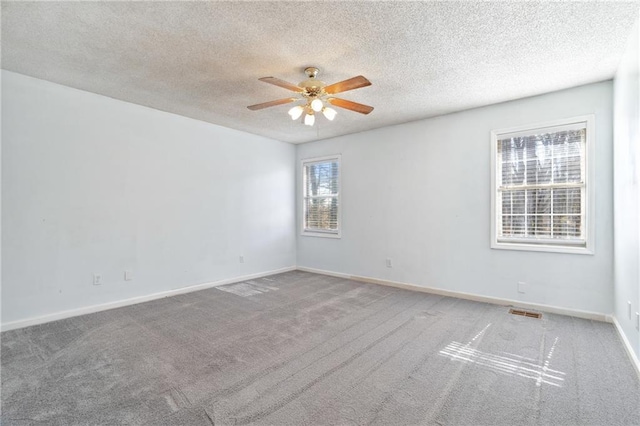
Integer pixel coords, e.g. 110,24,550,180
299,81,325,98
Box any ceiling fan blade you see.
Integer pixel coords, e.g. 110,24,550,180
247,97,296,110
327,98,374,115
259,77,303,93
324,75,371,95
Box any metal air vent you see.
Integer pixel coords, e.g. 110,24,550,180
509,308,542,319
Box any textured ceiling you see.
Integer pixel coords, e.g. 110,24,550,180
2,2,639,144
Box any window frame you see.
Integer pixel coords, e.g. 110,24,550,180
301,154,342,238
490,115,595,255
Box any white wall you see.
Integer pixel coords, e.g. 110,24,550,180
613,14,640,360
297,81,614,315
0,69,620,329
1,71,296,326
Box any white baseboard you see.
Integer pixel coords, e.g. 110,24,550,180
296,266,351,279
611,315,640,378
1,266,296,332
1,264,616,334
5,264,637,377
297,266,610,322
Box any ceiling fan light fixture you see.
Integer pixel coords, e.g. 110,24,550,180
304,113,315,126
288,105,304,120
248,67,373,126
310,98,324,112
322,107,337,121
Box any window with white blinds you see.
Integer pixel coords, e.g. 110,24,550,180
491,116,594,254
302,155,341,237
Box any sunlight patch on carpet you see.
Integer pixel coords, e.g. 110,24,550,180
217,279,279,297
439,326,565,387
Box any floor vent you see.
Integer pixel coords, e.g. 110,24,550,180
509,308,542,319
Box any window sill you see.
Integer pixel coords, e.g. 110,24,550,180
301,230,341,239
491,241,593,255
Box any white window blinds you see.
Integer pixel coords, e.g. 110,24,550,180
303,156,340,235
493,117,593,253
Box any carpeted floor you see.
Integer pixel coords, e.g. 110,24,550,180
2,271,639,425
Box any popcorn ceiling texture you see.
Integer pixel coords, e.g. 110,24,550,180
2,1,638,143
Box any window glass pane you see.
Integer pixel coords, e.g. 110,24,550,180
552,129,583,157
568,188,581,214
304,197,338,230
553,215,581,239
501,161,511,185
501,160,525,186
512,190,525,215
511,216,525,236
501,215,512,235
501,192,511,215
553,188,581,215
552,157,566,184
499,138,525,163
528,214,551,237
303,157,340,234
527,189,551,215
553,189,567,214
524,136,552,185
566,156,582,183
494,119,588,249
304,161,338,196
525,135,537,161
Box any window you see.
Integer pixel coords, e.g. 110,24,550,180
491,116,594,254
302,155,341,237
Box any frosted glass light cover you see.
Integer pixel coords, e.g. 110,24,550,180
311,99,324,112
322,107,337,121
304,113,315,126
288,106,304,120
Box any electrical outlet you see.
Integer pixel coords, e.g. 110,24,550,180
93,274,102,286
386,258,392,268
629,301,632,319
517,282,526,294
124,270,133,281
239,255,244,264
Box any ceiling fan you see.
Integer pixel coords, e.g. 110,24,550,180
247,67,373,126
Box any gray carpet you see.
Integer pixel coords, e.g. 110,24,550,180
2,271,639,425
